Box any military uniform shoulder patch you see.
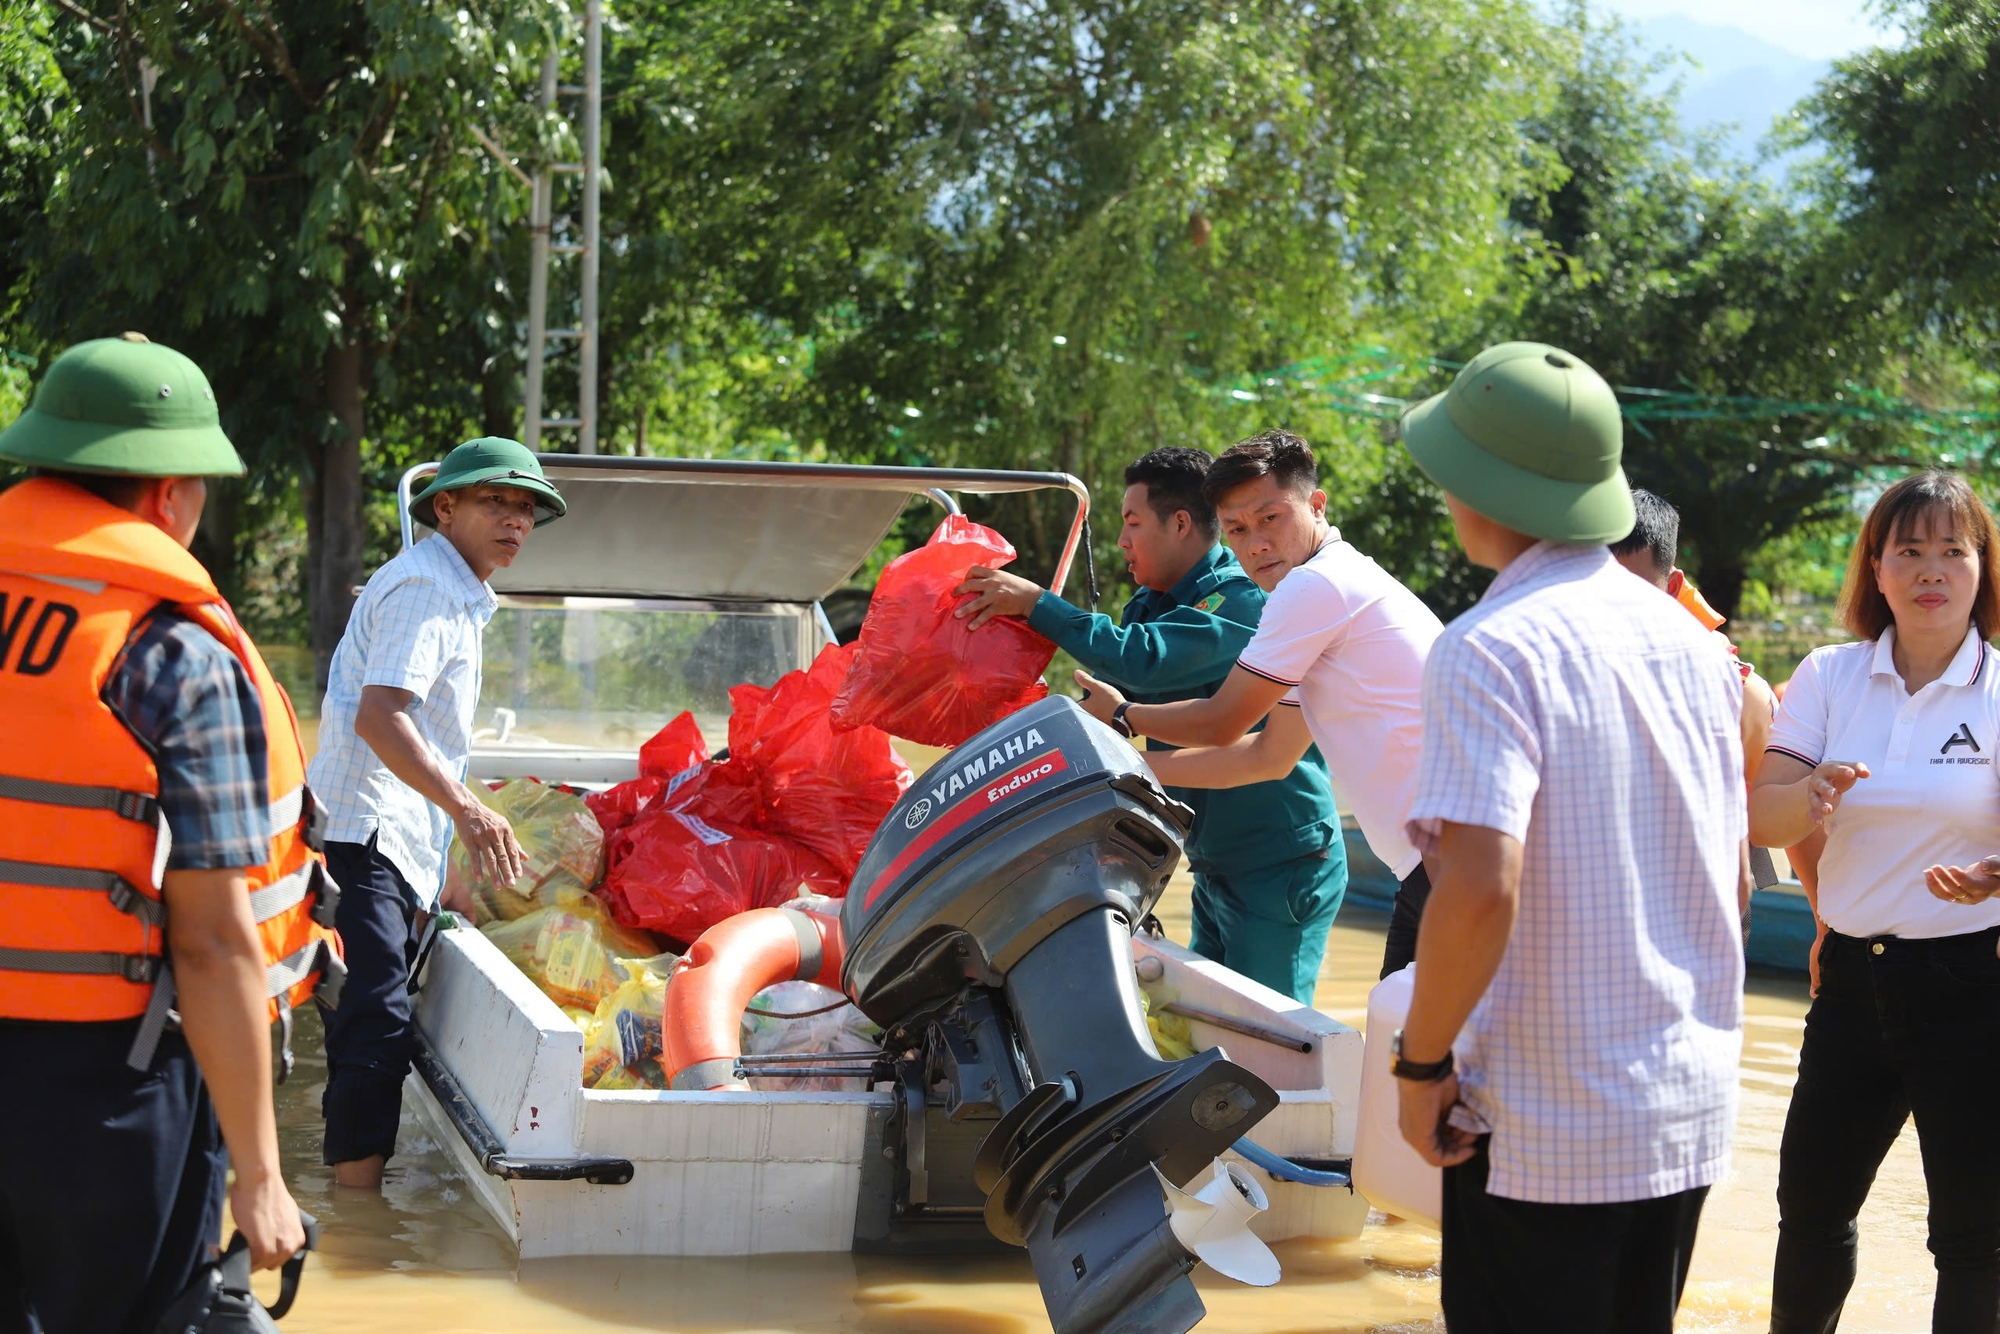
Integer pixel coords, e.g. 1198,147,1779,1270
1194,592,1226,614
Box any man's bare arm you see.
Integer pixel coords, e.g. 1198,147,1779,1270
1072,664,1293,748
164,868,305,1270
353,684,523,885
1143,705,1314,789
1394,822,1522,1168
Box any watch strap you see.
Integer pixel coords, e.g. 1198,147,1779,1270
1390,1029,1454,1082
1110,701,1135,738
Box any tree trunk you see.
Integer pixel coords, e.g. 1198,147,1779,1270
309,341,368,689
481,349,517,441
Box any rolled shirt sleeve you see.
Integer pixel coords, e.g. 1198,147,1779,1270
1765,649,1828,769
1404,630,1543,855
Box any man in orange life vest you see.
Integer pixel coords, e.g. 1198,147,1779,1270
0,335,341,1333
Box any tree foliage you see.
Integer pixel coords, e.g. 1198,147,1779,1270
1802,0,2000,335
14,0,565,674
1503,5,1932,617
0,0,1982,646
598,0,1564,586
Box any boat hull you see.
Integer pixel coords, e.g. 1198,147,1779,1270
405,924,1369,1258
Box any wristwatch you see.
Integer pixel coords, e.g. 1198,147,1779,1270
1110,701,1135,738
1389,1030,1454,1083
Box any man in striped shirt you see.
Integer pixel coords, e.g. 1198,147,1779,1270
1393,344,1750,1334
307,438,565,1189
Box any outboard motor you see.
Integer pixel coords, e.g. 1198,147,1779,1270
841,696,1281,1334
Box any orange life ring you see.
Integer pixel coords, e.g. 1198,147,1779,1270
662,908,846,1091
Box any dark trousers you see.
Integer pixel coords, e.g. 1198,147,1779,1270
1442,1136,1707,1334
1380,863,1433,979
1771,926,2000,1334
320,836,419,1165
0,1024,224,1334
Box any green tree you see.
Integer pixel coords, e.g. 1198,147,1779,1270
600,0,1566,583
1801,0,2000,334
17,0,564,676
1504,4,1928,617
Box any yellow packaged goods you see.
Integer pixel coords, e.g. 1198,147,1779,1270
479,891,659,1010
581,954,678,1090
454,778,607,923
1137,987,1197,1062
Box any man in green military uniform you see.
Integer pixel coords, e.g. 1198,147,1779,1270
956,446,1345,1004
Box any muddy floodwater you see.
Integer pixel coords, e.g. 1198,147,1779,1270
256,875,1934,1333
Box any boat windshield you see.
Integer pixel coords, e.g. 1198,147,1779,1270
472,598,812,759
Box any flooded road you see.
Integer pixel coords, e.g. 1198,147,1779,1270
259,878,1932,1333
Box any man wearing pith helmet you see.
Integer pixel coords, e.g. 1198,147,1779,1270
0,334,340,1330
1390,343,1749,1332
308,436,565,1188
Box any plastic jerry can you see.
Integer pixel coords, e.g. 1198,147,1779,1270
1353,963,1443,1230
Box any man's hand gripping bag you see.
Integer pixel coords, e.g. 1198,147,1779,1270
831,515,1055,747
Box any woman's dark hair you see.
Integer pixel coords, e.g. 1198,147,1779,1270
1124,447,1218,540
1200,429,1318,508
1839,467,2000,640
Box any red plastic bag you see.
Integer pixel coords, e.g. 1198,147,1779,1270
831,516,1055,747
598,808,841,943
640,711,709,779
726,644,912,878
585,712,711,839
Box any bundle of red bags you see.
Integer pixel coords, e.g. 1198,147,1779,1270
831,515,1056,747
590,644,912,943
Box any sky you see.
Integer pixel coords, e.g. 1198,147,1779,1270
1589,0,1896,60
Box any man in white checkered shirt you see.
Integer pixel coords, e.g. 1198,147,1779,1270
307,438,565,1190
1392,344,1751,1333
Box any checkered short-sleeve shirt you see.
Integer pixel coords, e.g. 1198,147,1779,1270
1405,542,1747,1205
308,534,496,908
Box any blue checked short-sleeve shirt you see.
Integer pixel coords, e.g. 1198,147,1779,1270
104,612,273,871
308,534,496,909
1404,542,1746,1205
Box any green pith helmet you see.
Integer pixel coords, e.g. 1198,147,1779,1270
410,437,567,529
0,333,245,477
1399,341,1634,545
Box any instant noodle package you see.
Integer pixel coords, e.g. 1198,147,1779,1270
453,778,606,923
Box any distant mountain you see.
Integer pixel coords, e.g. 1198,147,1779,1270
1635,16,1833,169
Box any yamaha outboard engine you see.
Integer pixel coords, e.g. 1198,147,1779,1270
841,696,1280,1334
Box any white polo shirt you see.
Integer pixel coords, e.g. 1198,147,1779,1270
1769,626,2000,940
1235,528,1442,879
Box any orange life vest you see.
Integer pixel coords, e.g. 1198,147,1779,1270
0,477,344,1073
1667,568,1727,632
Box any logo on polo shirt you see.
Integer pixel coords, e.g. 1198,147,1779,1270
1933,723,1990,765
1195,593,1225,614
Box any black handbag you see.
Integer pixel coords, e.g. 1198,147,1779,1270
154,1212,318,1334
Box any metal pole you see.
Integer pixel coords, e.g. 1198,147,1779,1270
522,51,558,451
578,0,602,456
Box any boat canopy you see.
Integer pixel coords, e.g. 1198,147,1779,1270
397,455,1090,604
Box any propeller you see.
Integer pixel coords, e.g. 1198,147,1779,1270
1153,1159,1281,1288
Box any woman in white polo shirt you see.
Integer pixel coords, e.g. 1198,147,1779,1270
1750,468,2000,1334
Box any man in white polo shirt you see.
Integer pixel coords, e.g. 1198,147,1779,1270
1072,429,1442,979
